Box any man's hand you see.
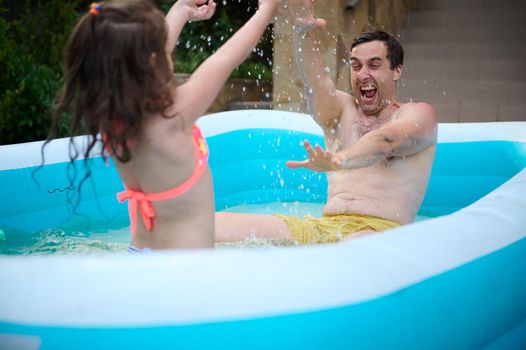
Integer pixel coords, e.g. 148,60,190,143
259,0,284,18
286,140,343,172
286,0,326,30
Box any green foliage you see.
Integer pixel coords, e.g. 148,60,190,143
0,0,274,144
0,58,63,144
160,0,274,81
0,0,79,144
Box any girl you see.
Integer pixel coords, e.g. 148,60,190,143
49,0,281,250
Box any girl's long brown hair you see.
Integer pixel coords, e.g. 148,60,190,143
48,0,174,163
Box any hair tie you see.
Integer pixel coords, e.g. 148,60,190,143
90,3,102,15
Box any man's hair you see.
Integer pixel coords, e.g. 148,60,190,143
350,30,404,70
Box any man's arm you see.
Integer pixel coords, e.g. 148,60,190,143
287,103,438,171
287,0,346,127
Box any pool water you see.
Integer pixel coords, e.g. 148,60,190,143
2,131,521,256
0,201,432,255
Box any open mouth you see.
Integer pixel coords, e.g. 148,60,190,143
360,84,377,102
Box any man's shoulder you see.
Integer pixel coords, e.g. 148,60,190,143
397,102,437,124
316,90,359,130
399,101,435,113
337,91,360,118
313,90,355,128
335,89,356,105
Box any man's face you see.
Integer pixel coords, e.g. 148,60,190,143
350,40,401,116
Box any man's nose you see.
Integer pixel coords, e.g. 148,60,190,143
357,66,371,81
352,66,371,82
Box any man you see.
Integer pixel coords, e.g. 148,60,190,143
215,0,437,244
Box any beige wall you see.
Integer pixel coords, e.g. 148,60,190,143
273,0,417,112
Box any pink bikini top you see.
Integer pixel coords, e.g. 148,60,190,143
116,125,209,235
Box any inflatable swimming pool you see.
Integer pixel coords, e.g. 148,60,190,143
1,110,525,350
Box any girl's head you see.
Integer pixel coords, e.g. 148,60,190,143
52,0,174,162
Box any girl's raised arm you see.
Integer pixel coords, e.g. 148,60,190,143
174,0,282,122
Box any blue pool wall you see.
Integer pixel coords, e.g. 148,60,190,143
0,129,525,233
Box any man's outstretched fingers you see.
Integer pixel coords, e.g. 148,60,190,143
315,144,325,158
286,160,309,168
303,140,316,158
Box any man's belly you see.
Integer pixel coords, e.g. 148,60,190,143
323,193,415,225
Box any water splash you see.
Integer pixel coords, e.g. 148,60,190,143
1,228,128,255
293,27,316,116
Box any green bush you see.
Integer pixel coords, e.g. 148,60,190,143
0,58,63,144
0,0,274,145
0,0,79,144
160,0,274,81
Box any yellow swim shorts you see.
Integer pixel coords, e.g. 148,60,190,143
274,214,400,245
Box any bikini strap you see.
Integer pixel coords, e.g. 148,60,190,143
117,124,209,234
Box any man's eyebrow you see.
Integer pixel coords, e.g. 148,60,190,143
350,56,383,62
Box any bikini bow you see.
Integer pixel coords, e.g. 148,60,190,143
117,189,156,234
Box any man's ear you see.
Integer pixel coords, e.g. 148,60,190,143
393,65,402,81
